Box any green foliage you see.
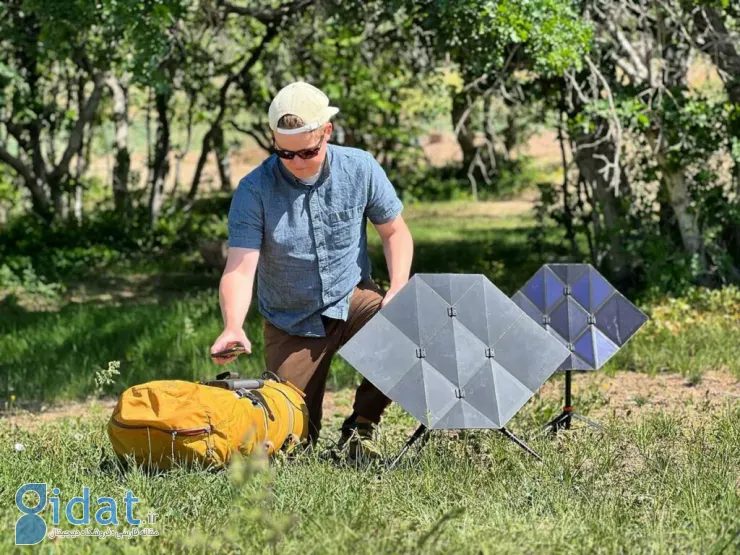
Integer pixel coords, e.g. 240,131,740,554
0,196,229,282
411,0,592,80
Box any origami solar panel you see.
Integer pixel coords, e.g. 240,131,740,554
512,264,648,371
338,274,570,430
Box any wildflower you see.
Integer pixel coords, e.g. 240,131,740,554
14,442,25,452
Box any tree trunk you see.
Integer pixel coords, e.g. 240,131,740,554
572,121,631,282
452,91,478,178
188,128,214,200
149,90,171,223
172,94,195,197
213,125,232,192
106,75,131,213
51,185,67,220
658,155,703,258
73,186,83,222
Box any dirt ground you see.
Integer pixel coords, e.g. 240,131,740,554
3,370,738,432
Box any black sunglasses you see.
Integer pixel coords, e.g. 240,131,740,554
273,133,326,160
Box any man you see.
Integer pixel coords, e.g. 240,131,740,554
209,81,414,461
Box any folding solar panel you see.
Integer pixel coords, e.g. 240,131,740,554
512,264,648,371
338,274,570,430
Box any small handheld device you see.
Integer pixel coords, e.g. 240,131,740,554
210,341,247,360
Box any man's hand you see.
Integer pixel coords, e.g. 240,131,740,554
210,328,252,365
381,284,405,308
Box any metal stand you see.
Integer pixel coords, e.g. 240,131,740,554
388,423,543,469
544,370,603,433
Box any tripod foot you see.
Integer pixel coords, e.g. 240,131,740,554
543,410,571,431
387,424,429,469
570,412,603,430
499,428,543,462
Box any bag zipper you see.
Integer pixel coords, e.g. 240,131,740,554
110,417,211,436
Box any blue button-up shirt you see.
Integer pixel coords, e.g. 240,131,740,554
227,144,404,337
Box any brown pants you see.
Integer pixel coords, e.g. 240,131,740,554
264,280,392,441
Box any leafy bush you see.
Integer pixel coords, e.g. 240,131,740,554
0,195,230,282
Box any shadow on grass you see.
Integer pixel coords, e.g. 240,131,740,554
1,222,573,402
370,222,571,295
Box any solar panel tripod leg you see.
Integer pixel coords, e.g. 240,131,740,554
498,428,543,462
544,370,602,434
543,410,571,431
570,412,603,430
387,424,429,469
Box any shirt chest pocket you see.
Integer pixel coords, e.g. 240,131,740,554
327,204,364,250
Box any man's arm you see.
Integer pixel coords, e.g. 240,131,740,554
374,214,413,307
211,247,260,364
363,152,412,304
211,177,263,364
220,247,260,329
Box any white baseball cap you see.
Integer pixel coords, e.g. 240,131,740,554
268,81,340,135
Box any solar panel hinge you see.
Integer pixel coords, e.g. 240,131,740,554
485,347,495,358
447,307,457,317
542,315,551,325
587,314,595,325
415,348,426,359
563,285,572,296
567,343,575,352
455,388,465,399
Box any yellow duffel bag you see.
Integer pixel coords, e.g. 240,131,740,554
107,374,308,470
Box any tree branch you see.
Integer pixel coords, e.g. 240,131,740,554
0,143,33,183
218,0,316,25
49,72,106,182
230,121,271,152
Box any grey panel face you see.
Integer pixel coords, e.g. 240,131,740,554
338,273,570,430
415,278,454,345
514,263,648,371
494,314,570,392
337,312,420,392
463,360,500,426
482,279,525,345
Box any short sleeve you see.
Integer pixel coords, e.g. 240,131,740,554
227,179,264,249
365,154,404,225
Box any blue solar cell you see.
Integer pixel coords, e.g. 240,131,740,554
544,268,565,310
567,300,589,338
573,329,596,367
557,352,595,371
515,263,648,372
549,298,588,341
595,294,647,346
589,269,614,311
593,328,619,367
550,264,570,283
566,264,590,285
571,272,591,311
522,268,546,311
548,299,571,339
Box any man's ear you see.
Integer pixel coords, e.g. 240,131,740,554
324,122,333,138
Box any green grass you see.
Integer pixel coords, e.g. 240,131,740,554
1,396,738,553
2,202,740,403
2,200,740,553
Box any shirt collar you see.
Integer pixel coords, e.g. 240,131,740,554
276,145,332,189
